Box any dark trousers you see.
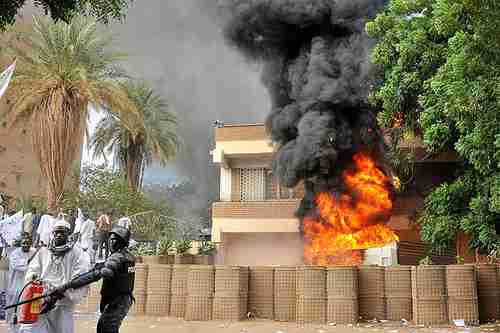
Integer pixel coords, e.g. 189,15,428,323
97,295,132,333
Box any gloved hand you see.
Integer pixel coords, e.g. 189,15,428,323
94,262,105,270
39,293,62,315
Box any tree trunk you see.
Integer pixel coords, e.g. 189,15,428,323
32,92,85,213
47,185,57,213
125,139,144,191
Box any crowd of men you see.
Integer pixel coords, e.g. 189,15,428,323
0,206,136,333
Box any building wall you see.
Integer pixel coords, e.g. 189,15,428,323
218,232,304,266
0,100,47,202
215,124,267,142
0,100,84,207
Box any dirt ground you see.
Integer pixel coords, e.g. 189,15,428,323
71,315,498,333
1,315,498,333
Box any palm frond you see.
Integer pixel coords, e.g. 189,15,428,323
90,80,181,190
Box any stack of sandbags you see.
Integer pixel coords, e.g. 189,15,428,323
213,266,249,321
186,265,215,320
274,266,296,322
475,264,499,323
146,264,172,316
358,266,385,320
412,266,447,325
170,264,190,317
327,267,358,324
296,266,326,324
385,266,412,321
129,263,148,315
446,265,478,325
249,266,274,319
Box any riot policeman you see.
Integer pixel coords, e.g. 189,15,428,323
96,225,135,333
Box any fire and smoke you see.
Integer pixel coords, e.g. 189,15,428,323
303,152,398,265
222,0,397,265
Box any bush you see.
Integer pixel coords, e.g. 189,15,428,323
61,165,173,240
198,241,216,255
130,243,156,257
418,256,433,265
157,236,174,256
175,240,192,254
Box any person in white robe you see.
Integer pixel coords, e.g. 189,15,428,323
6,233,36,333
22,213,33,236
0,205,6,220
0,211,24,258
72,209,84,240
117,217,138,248
19,220,90,333
77,217,96,264
36,214,56,247
116,217,131,230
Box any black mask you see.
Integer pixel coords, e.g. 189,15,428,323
109,234,124,253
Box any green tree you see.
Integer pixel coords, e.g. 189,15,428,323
0,0,133,30
90,81,180,191
61,165,174,240
2,17,138,211
367,0,500,252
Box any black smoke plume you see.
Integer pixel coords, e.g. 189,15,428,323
222,0,390,220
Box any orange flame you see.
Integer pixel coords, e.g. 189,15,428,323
303,152,399,266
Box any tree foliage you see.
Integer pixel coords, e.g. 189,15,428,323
2,16,138,210
90,81,180,191
0,0,133,30
61,165,174,240
367,0,500,252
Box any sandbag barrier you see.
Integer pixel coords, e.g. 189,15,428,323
74,264,495,326
327,267,358,324
249,266,274,319
358,266,385,321
446,265,479,325
385,266,412,321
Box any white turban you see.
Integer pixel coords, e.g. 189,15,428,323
53,219,71,231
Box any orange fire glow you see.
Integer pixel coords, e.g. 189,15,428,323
303,152,399,266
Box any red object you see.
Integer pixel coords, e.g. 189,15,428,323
19,282,44,324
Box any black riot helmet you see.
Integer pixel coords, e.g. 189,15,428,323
109,225,131,246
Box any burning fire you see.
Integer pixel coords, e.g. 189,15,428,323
303,152,399,266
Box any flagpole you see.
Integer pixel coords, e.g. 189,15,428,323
0,58,17,101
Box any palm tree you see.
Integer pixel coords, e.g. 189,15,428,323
90,81,180,191
3,17,139,211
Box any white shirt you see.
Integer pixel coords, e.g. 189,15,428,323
7,247,36,297
79,219,96,250
117,217,131,230
0,211,23,246
73,209,84,234
37,214,56,246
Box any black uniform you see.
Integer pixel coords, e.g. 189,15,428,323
97,247,136,333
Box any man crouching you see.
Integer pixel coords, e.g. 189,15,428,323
20,220,90,333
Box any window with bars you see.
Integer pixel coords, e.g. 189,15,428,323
238,168,297,201
240,168,266,201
